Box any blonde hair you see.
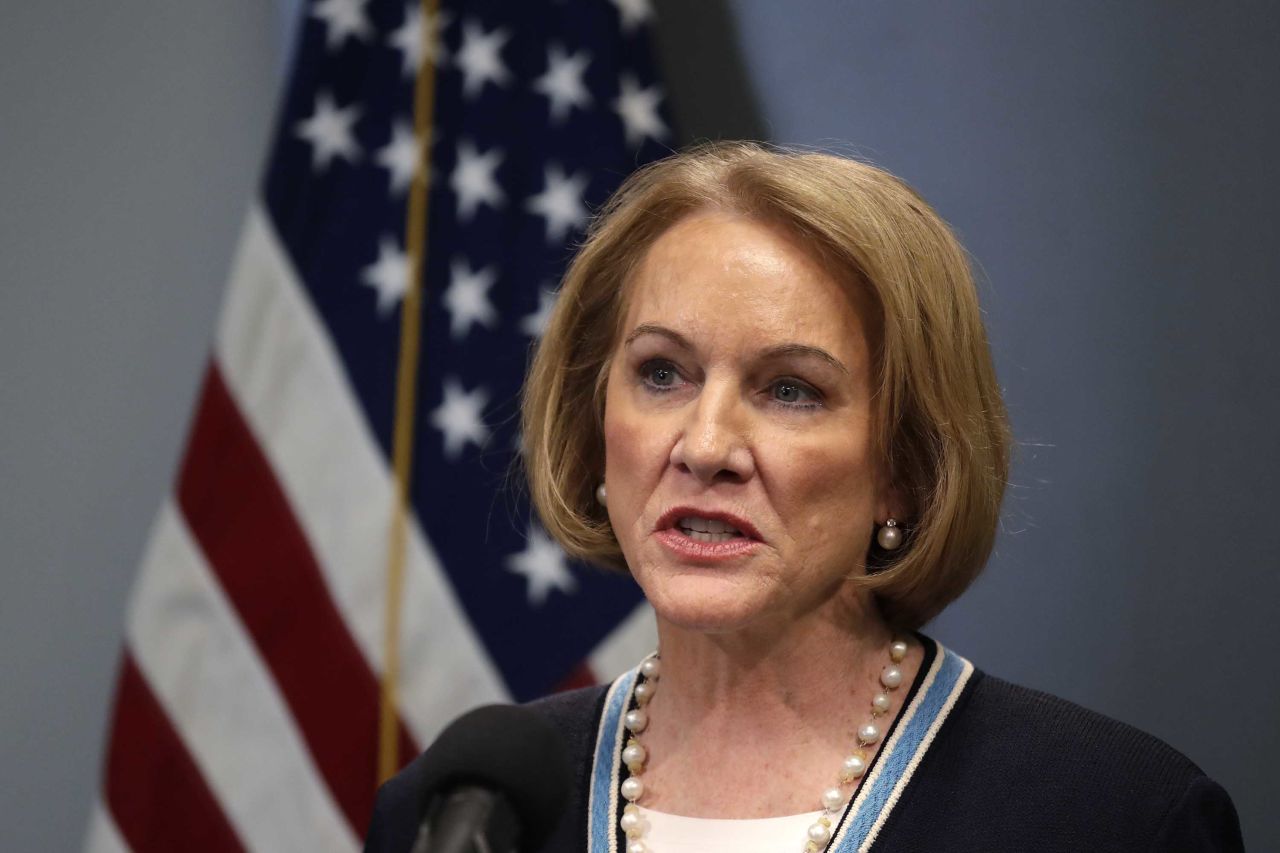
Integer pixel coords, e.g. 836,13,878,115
521,142,1010,628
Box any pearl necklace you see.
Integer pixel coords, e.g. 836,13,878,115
617,639,909,853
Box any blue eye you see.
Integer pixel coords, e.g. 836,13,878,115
770,379,821,408
640,359,681,390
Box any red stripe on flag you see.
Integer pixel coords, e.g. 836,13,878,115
554,661,597,693
177,364,418,837
105,653,245,852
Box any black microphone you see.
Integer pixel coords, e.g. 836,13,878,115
409,704,571,853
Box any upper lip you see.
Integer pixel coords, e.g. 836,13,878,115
655,506,763,541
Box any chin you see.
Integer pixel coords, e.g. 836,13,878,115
639,570,774,635
653,606,764,636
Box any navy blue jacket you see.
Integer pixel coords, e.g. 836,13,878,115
366,645,1243,852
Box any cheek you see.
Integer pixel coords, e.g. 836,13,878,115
603,416,639,480
603,418,671,567
773,434,879,543
603,401,668,523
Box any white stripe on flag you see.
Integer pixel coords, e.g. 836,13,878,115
588,604,658,682
215,204,508,744
83,799,130,853
126,500,358,853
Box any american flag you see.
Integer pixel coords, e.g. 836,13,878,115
86,0,670,849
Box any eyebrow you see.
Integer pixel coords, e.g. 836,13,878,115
624,324,850,376
625,323,693,350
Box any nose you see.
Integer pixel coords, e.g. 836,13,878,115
669,381,755,484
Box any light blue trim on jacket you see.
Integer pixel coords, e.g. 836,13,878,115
589,665,641,853
832,645,970,851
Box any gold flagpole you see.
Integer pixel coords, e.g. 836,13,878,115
379,0,442,786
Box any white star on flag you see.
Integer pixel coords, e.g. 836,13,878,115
361,237,409,315
533,45,592,123
450,140,505,220
444,258,499,339
526,164,590,244
610,0,654,33
520,288,559,338
295,91,361,171
506,524,577,606
614,75,667,148
431,378,490,460
455,20,512,98
311,0,372,50
376,121,423,194
388,4,450,77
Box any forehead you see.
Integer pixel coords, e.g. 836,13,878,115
620,211,872,358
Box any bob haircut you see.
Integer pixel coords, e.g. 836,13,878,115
522,141,1010,629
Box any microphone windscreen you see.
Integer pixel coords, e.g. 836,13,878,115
415,704,571,849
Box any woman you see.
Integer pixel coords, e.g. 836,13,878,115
367,143,1243,852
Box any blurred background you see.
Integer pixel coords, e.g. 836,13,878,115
2,1,1276,849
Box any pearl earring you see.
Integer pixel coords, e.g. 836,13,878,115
595,482,607,506
876,518,903,550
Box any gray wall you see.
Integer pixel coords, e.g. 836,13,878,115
0,3,288,850
1,2,1275,850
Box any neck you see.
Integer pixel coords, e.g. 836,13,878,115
653,590,894,725
636,590,912,818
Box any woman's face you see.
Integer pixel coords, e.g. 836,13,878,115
603,211,893,635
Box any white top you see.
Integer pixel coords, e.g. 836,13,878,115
638,806,827,853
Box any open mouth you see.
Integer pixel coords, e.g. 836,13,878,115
675,516,746,543
655,508,761,559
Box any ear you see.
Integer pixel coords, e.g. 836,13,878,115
876,479,911,525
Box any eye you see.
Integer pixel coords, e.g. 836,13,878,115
769,378,822,408
639,359,683,391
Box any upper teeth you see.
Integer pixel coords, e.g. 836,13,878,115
678,516,742,535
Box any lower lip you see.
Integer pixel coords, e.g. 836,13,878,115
654,528,761,562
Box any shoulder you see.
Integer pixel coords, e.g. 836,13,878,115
363,686,610,853
521,683,611,785
957,670,1207,786
521,684,611,799
879,666,1243,851
523,683,610,735
521,685,610,852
